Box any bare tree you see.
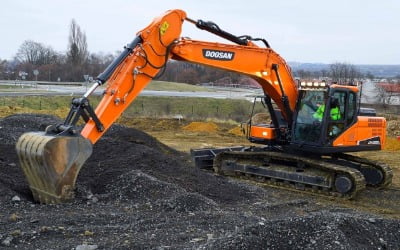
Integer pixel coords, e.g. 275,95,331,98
15,40,59,65
86,52,114,77
329,62,362,84
294,69,313,79
375,83,389,106
0,59,7,79
67,19,88,66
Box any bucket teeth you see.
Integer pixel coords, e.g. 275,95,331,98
16,132,92,204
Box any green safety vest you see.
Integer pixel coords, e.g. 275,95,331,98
330,106,341,120
313,105,341,121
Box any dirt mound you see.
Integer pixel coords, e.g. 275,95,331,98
118,117,184,132
387,120,400,137
100,169,218,213
182,121,218,133
0,113,61,144
208,213,400,249
250,112,270,125
77,123,255,206
228,126,245,136
0,114,399,249
385,137,400,151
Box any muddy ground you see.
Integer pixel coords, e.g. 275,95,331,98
0,114,399,249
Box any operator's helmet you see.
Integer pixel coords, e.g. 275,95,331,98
331,98,339,108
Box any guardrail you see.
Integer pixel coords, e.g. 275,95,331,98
0,80,85,86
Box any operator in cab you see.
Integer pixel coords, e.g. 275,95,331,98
313,98,341,121
312,98,342,138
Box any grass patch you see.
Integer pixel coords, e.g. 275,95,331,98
0,84,26,90
123,96,265,122
0,96,85,111
0,83,45,92
0,95,264,123
144,80,212,92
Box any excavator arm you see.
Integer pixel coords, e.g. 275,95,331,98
16,9,299,203
81,9,187,143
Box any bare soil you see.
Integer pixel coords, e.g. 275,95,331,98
0,114,399,249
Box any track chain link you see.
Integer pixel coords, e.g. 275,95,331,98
334,153,393,188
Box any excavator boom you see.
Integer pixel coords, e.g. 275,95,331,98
83,9,187,143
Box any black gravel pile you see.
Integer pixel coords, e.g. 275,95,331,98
0,114,399,249
0,114,61,145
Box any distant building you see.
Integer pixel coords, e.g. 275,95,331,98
377,82,400,105
361,81,400,105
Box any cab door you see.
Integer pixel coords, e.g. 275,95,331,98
325,89,357,144
292,89,327,144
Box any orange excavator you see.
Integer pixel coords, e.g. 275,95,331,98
16,9,392,204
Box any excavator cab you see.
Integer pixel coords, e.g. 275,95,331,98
245,81,386,155
291,82,386,154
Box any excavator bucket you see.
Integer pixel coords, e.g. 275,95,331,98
16,132,92,204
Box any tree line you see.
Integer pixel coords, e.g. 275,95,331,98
0,19,390,85
0,19,115,82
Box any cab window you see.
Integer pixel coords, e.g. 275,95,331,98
294,90,326,143
347,92,356,124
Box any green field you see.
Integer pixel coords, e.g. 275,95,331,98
144,80,212,92
0,95,267,123
0,80,262,122
0,84,22,90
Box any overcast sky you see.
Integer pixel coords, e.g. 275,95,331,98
1,0,399,65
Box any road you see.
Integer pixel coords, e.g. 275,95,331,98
0,81,262,100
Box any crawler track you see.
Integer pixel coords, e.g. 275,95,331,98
213,151,368,199
332,153,393,188
191,146,394,199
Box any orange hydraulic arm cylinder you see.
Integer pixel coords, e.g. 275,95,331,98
81,9,186,144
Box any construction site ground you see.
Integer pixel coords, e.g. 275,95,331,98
0,113,399,249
